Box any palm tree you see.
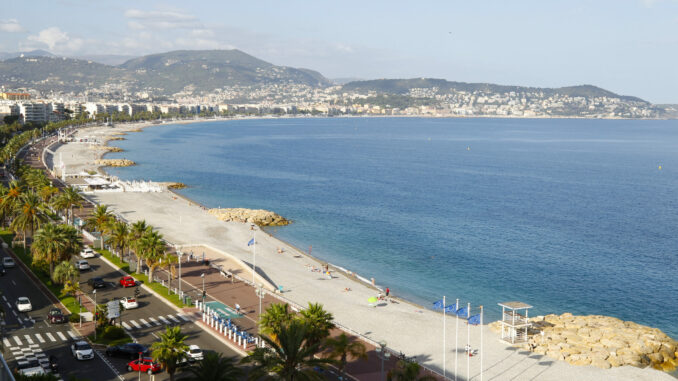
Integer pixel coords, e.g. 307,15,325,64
52,261,79,285
59,224,83,260
88,204,115,234
185,352,243,381
387,360,437,381
150,326,188,381
0,180,22,227
31,223,66,275
259,303,294,340
138,230,165,282
324,333,367,380
107,220,129,259
242,319,335,381
52,186,83,225
297,303,335,346
38,184,59,205
11,191,48,248
129,220,151,271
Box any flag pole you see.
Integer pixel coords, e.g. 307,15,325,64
480,305,484,381
454,298,459,381
467,302,470,379
443,295,446,380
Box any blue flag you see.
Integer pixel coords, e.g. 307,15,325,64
247,238,255,246
444,303,458,313
468,314,481,325
456,306,468,317
432,299,444,310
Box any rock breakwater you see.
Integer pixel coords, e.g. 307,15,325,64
489,313,678,371
208,208,290,226
95,159,135,167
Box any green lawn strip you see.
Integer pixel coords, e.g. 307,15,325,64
98,249,185,308
0,230,81,314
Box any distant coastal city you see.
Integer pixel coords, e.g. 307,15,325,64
0,50,676,125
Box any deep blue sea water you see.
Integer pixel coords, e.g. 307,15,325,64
106,117,678,338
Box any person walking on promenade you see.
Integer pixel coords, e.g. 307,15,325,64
235,303,241,315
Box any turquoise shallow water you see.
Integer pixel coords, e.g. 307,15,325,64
106,117,678,338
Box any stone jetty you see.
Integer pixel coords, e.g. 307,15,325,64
208,208,290,226
490,313,678,372
95,159,135,167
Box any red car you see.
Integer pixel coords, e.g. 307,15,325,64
119,276,136,288
127,358,161,374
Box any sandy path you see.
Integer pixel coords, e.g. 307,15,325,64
49,124,674,381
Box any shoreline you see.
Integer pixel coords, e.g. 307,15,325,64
49,118,678,380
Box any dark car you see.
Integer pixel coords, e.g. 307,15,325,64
106,343,150,360
0,263,5,276
87,277,106,289
47,307,67,324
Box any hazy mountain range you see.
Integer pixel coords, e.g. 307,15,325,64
0,49,655,105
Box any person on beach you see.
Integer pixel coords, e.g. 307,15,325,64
235,303,241,314
386,287,390,297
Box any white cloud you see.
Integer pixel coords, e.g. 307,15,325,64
0,19,24,33
125,9,202,30
26,27,83,53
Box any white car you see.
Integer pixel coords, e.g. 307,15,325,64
80,247,96,258
76,259,90,270
186,345,203,362
2,257,15,268
120,297,138,309
16,297,32,312
16,359,45,376
71,340,94,360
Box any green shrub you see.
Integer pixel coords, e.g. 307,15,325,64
102,325,126,340
69,313,80,323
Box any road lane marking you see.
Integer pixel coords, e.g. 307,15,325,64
45,332,56,342
1,295,6,302
2,338,10,348
68,331,78,339
167,314,180,323
122,322,131,330
34,333,45,343
24,335,34,344
158,316,170,325
130,320,141,329
56,332,67,341
148,317,159,325
177,313,190,322
11,280,16,286
139,318,151,327
13,336,22,346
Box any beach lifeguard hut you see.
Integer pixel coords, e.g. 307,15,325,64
498,301,532,344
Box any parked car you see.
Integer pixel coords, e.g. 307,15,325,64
87,277,106,289
80,247,96,258
71,340,94,360
16,297,32,312
120,297,138,309
76,260,90,271
106,343,149,359
120,276,136,288
2,257,15,268
47,307,67,324
127,358,161,375
185,344,204,362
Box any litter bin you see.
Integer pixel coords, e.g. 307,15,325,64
184,295,191,306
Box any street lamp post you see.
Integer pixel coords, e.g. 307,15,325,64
79,294,82,328
138,352,142,380
93,290,97,340
255,284,264,323
375,341,391,381
177,250,183,298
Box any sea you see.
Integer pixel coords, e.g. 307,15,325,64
105,117,678,338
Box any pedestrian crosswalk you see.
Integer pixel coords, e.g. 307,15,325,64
3,330,80,347
121,313,191,330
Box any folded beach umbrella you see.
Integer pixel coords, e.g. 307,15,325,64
368,296,378,304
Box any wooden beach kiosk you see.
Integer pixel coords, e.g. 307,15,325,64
498,301,532,344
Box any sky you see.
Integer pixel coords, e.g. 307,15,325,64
1,0,677,103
